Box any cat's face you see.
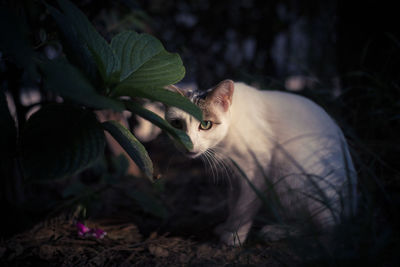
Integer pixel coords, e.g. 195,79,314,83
165,80,234,158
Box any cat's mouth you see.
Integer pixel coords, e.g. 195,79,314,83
185,151,201,158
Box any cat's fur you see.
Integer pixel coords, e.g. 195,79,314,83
165,80,357,245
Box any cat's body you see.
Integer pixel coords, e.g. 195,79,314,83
165,80,357,245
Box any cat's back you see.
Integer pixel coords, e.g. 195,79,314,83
233,82,340,140
232,82,350,175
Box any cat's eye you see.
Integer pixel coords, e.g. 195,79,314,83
170,119,184,130
199,120,213,130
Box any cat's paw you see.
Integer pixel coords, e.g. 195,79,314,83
214,222,251,247
219,230,244,246
260,224,301,242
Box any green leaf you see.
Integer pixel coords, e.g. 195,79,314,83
39,58,124,111
124,101,193,150
45,3,98,84
102,120,153,180
110,31,185,87
114,86,202,121
120,50,185,88
110,32,200,120
62,179,87,198
20,104,106,180
47,0,119,84
110,31,164,81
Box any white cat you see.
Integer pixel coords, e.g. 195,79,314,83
164,80,357,246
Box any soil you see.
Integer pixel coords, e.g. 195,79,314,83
0,215,298,266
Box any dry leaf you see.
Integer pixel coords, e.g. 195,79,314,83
148,244,169,257
39,244,57,260
196,244,213,258
148,232,158,240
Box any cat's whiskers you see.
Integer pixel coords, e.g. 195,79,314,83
201,150,217,183
207,150,221,184
206,150,221,184
205,148,234,188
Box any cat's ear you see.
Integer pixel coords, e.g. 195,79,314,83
165,84,186,97
208,80,234,112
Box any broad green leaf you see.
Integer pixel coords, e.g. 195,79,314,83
110,31,185,90
114,85,202,122
45,3,98,84
102,120,153,180
111,31,164,81
62,179,87,198
20,104,105,180
56,0,119,79
47,0,119,84
124,101,193,150
39,58,124,111
119,50,185,88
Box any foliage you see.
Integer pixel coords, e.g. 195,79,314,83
102,120,153,178
20,104,106,180
0,0,201,182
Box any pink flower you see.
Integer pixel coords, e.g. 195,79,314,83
91,228,107,239
75,221,107,239
76,221,90,236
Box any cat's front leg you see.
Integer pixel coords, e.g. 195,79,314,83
215,176,263,246
215,219,254,246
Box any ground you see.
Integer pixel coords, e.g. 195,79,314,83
1,215,298,266
0,136,300,266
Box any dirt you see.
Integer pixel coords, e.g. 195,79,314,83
0,215,298,266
